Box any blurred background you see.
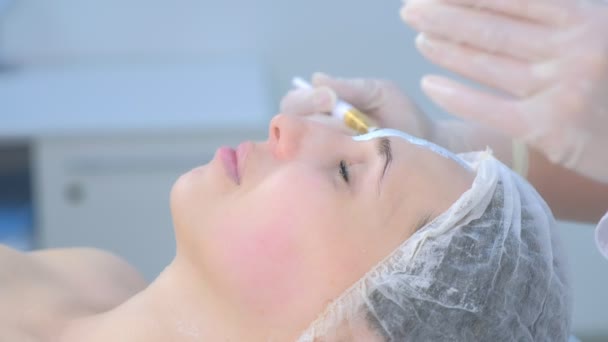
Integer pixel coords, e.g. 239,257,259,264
0,0,605,339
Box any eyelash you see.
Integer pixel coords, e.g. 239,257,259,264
339,160,350,183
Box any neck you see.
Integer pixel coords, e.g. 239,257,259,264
60,256,276,342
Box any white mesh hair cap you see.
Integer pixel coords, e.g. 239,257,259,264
297,151,572,342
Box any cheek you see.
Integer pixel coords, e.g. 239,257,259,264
194,167,379,327
207,176,334,314
217,211,303,311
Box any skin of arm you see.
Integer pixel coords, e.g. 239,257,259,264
433,120,608,223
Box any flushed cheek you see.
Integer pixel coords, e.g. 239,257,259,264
213,213,310,314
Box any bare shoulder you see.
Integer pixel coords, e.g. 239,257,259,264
0,243,27,259
30,247,145,282
0,245,147,340
29,247,148,304
0,244,43,283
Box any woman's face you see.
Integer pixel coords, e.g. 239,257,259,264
170,114,473,335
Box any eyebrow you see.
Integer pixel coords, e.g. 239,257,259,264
376,137,393,194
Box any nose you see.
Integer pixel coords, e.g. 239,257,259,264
268,114,308,160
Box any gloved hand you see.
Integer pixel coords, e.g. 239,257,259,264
401,0,608,183
280,73,435,140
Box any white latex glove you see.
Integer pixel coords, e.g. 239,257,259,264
401,0,608,184
280,73,435,140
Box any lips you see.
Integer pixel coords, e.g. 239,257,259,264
217,146,239,184
236,141,252,179
216,141,252,185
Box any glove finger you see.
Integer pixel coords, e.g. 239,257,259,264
279,87,336,116
312,72,397,113
440,0,580,26
416,33,552,98
401,1,558,62
421,75,527,138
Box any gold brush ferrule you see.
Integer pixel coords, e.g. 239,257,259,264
290,77,379,134
343,108,378,134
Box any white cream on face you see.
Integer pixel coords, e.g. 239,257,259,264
353,128,472,171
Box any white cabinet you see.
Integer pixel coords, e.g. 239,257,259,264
33,131,265,280
1,60,272,279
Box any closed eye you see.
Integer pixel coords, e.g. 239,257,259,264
339,160,350,183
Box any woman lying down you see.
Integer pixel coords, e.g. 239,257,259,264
1,114,570,341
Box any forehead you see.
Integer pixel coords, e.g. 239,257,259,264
364,134,474,232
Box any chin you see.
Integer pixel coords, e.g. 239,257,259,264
170,168,205,217
170,163,225,227
170,173,209,251
170,175,189,226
